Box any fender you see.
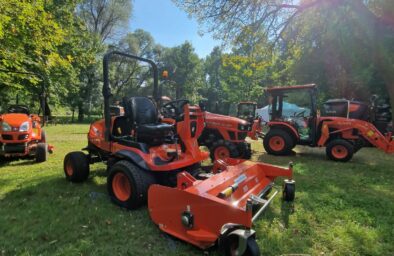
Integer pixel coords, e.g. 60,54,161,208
268,121,300,141
112,149,149,170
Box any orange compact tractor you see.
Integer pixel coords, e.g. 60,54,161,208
198,110,254,161
64,51,296,255
0,105,51,162
197,101,263,161
263,84,394,161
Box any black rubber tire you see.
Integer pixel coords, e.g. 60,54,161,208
107,160,156,210
283,180,295,202
237,142,252,159
40,130,46,143
35,143,48,163
263,129,293,155
223,235,260,256
209,139,239,161
326,139,354,162
64,151,90,182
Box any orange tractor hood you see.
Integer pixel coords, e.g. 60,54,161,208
204,112,249,126
0,113,30,127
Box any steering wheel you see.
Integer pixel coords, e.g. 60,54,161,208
295,110,306,117
161,99,189,120
8,105,30,115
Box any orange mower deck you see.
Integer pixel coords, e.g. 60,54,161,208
148,159,294,250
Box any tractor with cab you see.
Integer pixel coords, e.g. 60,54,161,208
63,51,296,256
263,84,394,161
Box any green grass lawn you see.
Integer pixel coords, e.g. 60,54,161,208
1,124,394,255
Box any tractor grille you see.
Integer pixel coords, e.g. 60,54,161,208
1,134,13,140
238,132,247,140
18,134,29,140
229,131,236,140
4,143,26,153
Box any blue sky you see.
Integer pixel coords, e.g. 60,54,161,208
129,0,221,58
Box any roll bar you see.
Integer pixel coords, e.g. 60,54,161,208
102,51,159,141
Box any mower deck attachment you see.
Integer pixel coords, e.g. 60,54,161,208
148,160,294,252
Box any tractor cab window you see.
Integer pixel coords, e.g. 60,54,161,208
270,89,313,140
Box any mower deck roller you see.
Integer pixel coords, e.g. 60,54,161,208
148,160,294,252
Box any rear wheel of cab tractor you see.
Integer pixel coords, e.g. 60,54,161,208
210,139,239,161
326,139,354,162
263,129,293,156
107,160,156,210
282,179,295,202
35,143,48,163
222,234,260,256
64,151,90,182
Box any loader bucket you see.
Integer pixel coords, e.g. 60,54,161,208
148,160,293,250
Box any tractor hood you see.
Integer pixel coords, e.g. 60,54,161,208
0,113,31,128
204,112,250,130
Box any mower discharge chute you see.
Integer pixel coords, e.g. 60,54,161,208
63,51,296,255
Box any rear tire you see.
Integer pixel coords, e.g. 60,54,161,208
209,140,239,161
40,130,46,143
263,129,293,155
326,139,354,162
107,160,156,210
237,142,252,159
35,143,48,163
64,151,90,182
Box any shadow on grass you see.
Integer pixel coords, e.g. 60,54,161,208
0,174,202,256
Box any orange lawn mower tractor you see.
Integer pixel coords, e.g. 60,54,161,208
263,84,394,162
63,51,296,256
0,105,51,162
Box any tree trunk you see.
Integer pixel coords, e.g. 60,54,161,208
71,108,75,123
78,103,84,122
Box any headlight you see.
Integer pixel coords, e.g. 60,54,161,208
0,121,11,132
19,121,30,132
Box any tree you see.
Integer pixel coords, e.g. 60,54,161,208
0,0,86,114
78,0,132,43
174,0,394,115
160,42,203,102
74,0,133,121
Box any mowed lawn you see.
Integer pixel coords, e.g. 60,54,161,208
1,124,394,255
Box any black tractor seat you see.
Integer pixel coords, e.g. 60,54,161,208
122,96,174,145
136,123,174,136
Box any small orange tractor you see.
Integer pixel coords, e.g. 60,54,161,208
0,105,51,162
197,101,263,161
64,51,296,255
263,84,394,161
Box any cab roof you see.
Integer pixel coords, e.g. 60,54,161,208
265,84,317,92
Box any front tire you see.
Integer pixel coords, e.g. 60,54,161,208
326,139,354,162
283,179,295,202
209,140,239,161
35,143,48,163
107,160,156,210
263,129,293,155
64,151,90,182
